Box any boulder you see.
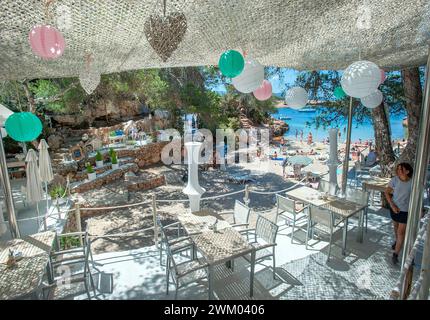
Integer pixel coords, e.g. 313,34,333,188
47,134,64,150
50,174,67,188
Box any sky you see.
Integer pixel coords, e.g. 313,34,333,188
210,68,300,96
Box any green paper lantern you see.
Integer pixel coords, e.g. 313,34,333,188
5,112,42,142
218,50,244,78
334,86,346,99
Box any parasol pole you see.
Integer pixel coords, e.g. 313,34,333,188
340,96,354,197
45,181,49,218
400,47,430,299
0,129,20,238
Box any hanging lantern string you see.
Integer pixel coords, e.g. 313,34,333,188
85,53,93,73
43,0,56,24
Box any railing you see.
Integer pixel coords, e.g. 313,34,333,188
3,176,308,251
62,177,308,247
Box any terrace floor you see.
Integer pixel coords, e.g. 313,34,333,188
2,163,425,300
0,178,70,241
70,204,415,300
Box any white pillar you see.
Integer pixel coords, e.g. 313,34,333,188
327,128,339,195
183,142,205,212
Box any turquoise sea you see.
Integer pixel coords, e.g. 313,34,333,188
272,107,407,142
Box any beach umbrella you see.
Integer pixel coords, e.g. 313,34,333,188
25,149,45,230
287,155,313,166
38,139,54,217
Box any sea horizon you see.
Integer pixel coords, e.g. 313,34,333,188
273,107,406,142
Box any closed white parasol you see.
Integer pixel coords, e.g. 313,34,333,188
25,149,45,230
38,139,54,218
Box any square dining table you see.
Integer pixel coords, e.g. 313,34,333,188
286,186,368,255
0,231,56,300
177,209,256,300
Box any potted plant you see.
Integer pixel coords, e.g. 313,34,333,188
49,185,66,213
111,150,119,170
95,150,103,167
86,163,96,181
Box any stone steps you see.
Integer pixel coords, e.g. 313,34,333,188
239,113,254,129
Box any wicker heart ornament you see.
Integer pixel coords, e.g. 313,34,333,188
79,70,100,94
144,12,187,62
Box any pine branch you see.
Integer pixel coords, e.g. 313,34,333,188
34,82,79,103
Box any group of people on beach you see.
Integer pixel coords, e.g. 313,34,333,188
295,129,313,145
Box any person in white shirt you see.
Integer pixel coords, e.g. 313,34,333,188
384,163,413,264
366,148,377,166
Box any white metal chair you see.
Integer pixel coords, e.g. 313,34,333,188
345,188,370,232
318,179,339,195
243,215,279,279
162,225,209,300
219,200,251,231
43,231,97,300
306,205,342,262
49,231,91,272
276,194,308,243
156,216,194,266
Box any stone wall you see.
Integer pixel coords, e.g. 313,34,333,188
126,173,166,192
71,163,139,194
54,141,169,181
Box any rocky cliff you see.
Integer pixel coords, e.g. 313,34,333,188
51,99,144,128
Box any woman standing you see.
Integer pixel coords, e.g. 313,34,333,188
384,163,413,264
307,132,313,145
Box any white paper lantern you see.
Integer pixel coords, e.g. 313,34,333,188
285,87,308,109
361,89,383,108
232,59,264,93
79,70,101,94
341,60,381,98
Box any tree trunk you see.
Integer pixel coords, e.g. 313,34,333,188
371,102,396,176
22,80,36,112
398,67,423,165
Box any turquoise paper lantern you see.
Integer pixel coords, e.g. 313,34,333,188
334,86,346,99
5,112,42,142
218,50,244,78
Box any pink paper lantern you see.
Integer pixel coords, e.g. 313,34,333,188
253,80,272,101
380,69,386,84
28,25,65,60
